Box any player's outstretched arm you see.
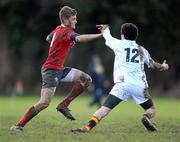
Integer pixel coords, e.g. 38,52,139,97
150,59,169,71
96,24,118,50
75,33,102,43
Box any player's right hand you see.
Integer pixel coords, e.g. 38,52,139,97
96,24,109,31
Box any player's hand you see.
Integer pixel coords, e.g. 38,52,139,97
160,60,169,71
96,24,109,31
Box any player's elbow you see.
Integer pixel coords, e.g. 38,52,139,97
46,36,51,43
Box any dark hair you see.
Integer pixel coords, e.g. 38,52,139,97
59,6,77,21
121,23,138,40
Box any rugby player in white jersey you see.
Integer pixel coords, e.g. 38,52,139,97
71,23,169,133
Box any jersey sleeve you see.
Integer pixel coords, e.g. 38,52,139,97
143,48,154,68
66,30,79,42
102,28,121,51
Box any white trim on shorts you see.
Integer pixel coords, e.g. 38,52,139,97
60,69,76,82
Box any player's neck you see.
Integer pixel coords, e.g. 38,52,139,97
61,24,66,27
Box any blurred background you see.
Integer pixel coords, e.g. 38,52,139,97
0,0,179,98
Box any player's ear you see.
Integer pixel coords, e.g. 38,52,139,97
61,17,68,25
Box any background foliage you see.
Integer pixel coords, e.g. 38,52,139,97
0,0,180,96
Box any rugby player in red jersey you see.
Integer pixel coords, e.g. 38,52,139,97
10,6,102,131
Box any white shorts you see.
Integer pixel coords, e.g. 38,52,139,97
109,82,149,104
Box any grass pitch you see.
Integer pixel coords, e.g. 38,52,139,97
0,95,180,142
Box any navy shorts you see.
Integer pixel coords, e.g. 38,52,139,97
41,67,72,88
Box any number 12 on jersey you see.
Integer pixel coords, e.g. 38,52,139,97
124,48,139,63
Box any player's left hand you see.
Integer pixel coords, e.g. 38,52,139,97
160,60,169,71
96,24,109,31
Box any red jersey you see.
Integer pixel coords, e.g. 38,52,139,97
43,26,77,69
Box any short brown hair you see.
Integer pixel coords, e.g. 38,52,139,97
59,6,77,21
121,23,138,40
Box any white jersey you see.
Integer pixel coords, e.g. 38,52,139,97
102,28,153,88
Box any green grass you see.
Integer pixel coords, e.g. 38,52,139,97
0,95,180,142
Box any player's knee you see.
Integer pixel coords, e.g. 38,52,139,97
144,107,156,119
93,106,111,120
85,75,92,87
80,73,92,88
